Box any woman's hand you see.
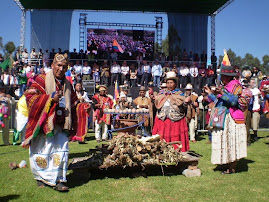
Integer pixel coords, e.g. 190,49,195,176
215,87,224,95
184,96,191,103
204,86,212,94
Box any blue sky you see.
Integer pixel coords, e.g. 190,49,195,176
0,0,268,61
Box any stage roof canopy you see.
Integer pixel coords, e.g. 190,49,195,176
19,0,229,14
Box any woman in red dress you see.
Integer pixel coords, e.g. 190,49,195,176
152,72,191,152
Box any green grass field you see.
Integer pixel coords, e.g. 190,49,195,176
0,131,269,202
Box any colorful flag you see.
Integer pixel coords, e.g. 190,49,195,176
0,58,10,70
65,68,73,84
114,80,119,102
112,39,124,53
222,49,231,66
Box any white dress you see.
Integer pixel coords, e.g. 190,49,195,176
211,113,247,165
29,130,69,186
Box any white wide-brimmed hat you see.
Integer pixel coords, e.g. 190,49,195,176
165,71,178,82
185,83,193,90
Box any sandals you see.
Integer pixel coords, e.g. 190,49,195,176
37,180,46,188
54,183,69,192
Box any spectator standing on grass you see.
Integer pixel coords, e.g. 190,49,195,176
185,84,198,143
249,78,261,142
151,59,162,88
18,65,27,97
241,78,253,146
0,90,14,146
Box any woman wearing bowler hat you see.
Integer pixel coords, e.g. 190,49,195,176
204,65,250,174
152,71,192,153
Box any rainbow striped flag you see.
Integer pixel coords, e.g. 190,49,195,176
222,49,231,66
112,39,124,53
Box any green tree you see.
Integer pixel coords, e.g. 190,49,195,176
162,35,169,57
242,53,261,68
261,55,269,74
4,41,15,55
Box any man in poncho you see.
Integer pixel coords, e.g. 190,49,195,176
23,53,88,191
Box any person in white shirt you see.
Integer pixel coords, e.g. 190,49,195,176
21,48,29,64
110,61,121,85
73,60,82,81
1,71,10,86
189,62,199,88
75,82,91,103
250,78,261,141
30,48,38,60
43,49,50,67
121,61,129,85
151,59,162,87
82,61,91,80
180,63,189,88
141,60,151,87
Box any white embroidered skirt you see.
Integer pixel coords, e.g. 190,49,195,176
211,113,247,165
29,131,69,186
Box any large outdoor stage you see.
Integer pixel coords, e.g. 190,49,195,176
15,0,232,55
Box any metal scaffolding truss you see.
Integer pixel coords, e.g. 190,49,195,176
79,13,87,51
79,13,163,52
211,0,235,55
14,0,26,50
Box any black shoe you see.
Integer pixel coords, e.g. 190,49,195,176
54,183,69,192
78,141,87,144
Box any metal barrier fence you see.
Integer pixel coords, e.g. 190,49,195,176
24,58,217,68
